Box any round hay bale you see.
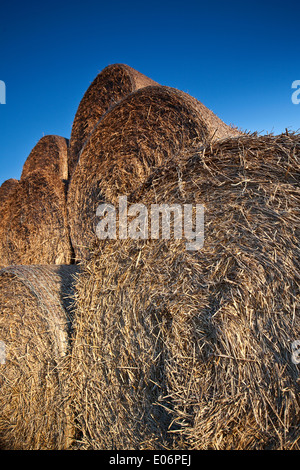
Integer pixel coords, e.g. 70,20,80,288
0,264,79,450
68,85,242,261
0,178,19,205
0,170,73,267
0,179,19,234
68,63,159,176
21,135,69,181
70,132,300,450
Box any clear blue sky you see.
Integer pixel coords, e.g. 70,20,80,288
0,0,299,186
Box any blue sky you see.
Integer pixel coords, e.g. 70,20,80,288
0,0,299,186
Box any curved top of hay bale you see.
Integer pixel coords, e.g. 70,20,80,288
68,63,159,176
68,85,242,261
0,178,19,203
21,135,69,181
0,179,19,221
0,264,79,450
71,132,300,450
0,170,72,267
133,131,300,201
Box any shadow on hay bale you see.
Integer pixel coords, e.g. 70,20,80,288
0,264,80,450
69,132,300,450
0,170,73,267
68,63,159,177
21,135,69,182
68,85,242,262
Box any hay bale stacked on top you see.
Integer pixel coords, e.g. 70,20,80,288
0,178,19,205
21,135,69,181
68,63,159,177
68,85,242,261
69,133,300,450
0,170,72,266
0,179,19,269
0,264,79,450
0,178,19,235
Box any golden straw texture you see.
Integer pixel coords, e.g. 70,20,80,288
68,85,242,261
68,63,159,176
0,264,79,450
0,171,72,266
69,132,300,450
21,135,69,181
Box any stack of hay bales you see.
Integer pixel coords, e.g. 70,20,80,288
0,136,72,267
0,115,75,448
68,63,160,177
69,133,300,450
0,64,165,450
68,85,242,261
0,122,80,448
1,63,299,451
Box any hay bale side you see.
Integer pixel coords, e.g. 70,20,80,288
70,133,300,450
0,171,72,267
68,63,159,176
21,135,69,181
0,264,79,450
69,257,172,450
68,85,242,261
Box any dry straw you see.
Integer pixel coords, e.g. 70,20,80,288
0,178,19,225
70,132,300,450
0,170,72,266
68,85,242,261
0,179,19,269
21,135,69,181
0,178,19,205
68,63,159,176
0,264,79,450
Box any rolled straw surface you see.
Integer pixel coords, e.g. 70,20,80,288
0,171,72,266
70,132,300,450
0,264,79,450
0,178,19,205
68,63,159,176
68,85,242,261
21,135,69,181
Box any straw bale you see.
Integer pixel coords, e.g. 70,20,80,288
0,178,19,229
68,85,242,261
68,63,159,176
0,264,79,450
70,132,300,450
21,135,69,181
0,171,72,266
0,178,19,205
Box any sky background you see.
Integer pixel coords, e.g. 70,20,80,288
0,0,299,186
